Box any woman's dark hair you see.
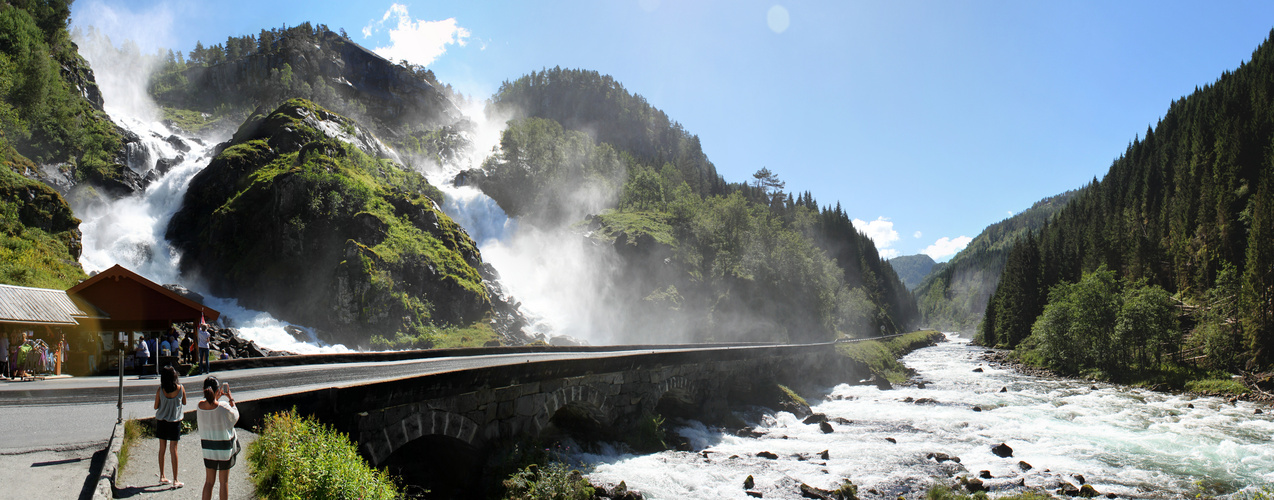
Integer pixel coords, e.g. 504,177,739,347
202,376,220,404
160,365,179,393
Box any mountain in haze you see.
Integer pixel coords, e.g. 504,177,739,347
889,254,936,291
984,29,1274,376
913,189,1080,333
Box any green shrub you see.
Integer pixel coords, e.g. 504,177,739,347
502,462,595,500
247,409,399,500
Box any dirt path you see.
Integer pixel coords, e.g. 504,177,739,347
114,429,257,499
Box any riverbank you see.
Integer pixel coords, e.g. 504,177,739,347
978,349,1274,407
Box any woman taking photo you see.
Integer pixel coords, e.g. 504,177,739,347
153,365,186,488
197,376,239,500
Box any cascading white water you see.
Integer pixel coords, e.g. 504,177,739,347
576,334,1274,499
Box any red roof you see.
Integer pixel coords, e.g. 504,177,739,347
67,265,220,330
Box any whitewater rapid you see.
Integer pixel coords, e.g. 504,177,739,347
578,334,1274,498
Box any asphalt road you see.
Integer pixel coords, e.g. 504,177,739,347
0,346,746,452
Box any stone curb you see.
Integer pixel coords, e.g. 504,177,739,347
92,421,123,500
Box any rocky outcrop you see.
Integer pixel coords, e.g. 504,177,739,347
162,31,461,139
166,99,490,346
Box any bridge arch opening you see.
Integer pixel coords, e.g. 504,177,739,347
546,400,608,441
654,386,700,421
381,434,482,498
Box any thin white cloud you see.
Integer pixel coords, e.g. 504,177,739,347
363,3,469,67
1007,211,1015,217
879,248,900,259
913,231,922,239
922,236,973,261
853,217,900,254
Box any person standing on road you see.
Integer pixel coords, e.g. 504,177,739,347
197,376,238,500
153,365,186,489
1,332,9,379
197,324,211,375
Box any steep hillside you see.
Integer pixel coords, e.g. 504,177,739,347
466,69,917,340
166,99,496,346
913,190,1079,333
889,254,936,291
985,30,1274,374
148,23,462,139
0,0,135,288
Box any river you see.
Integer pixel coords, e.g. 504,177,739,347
578,333,1274,499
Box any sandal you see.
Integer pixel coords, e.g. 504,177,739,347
159,478,170,485
173,481,184,489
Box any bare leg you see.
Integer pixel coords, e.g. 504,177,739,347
157,440,168,483
217,468,230,500
202,467,215,500
169,441,180,487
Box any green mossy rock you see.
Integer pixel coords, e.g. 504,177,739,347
167,99,487,346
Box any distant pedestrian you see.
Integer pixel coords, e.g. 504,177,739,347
154,365,186,489
197,324,211,375
135,336,151,378
197,376,238,500
0,332,9,379
181,333,193,365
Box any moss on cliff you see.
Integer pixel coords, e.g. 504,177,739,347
0,151,86,288
167,99,488,345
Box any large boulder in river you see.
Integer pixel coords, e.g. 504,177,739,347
166,99,490,346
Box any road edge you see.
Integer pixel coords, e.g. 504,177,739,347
91,422,122,499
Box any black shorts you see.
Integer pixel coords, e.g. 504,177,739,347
155,420,181,441
204,455,236,470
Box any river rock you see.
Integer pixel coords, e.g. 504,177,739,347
1000,386,1008,393
1257,409,1264,415
744,475,755,489
875,374,893,391
803,413,829,425
991,443,1014,457
928,452,961,463
917,381,927,389
1187,403,1194,409
746,492,763,499
738,427,766,438
885,437,897,444
1073,474,1087,484
979,470,992,479
1058,483,1081,496
757,451,779,460
963,476,986,492
973,367,984,373
1079,485,1100,498
972,406,983,412
819,450,830,460
819,422,834,434
914,398,936,404
1018,460,1033,471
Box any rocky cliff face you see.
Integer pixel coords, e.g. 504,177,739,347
166,99,489,346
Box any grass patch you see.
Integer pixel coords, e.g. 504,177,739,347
117,419,147,474
837,330,943,384
502,462,595,500
368,321,501,350
777,384,809,407
1185,378,1251,395
586,209,676,247
247,409,399,500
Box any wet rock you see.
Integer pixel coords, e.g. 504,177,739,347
1073,474,1087,485
991,443,1014,458
1079,485,1100,498
819,422,834,434
746,492,763,499
914,398,936,404
832,417,853,425
1090,385,1099,390
1018,460,1034,471
819,450,830,460
1058,483,1081,497
1000,387,1008,393
757,451,779,460
928,452,961,463
1256,409,1264,415
875,374,893,391
744,475,755,489
972,406,983,412
963,476,986,493
738,428,766,438
973,367,984,373
885,437,897,444
1186,403,1194,409
903,397,915,403
1106,494,1118,499
803,413,829,425
979,470,992,479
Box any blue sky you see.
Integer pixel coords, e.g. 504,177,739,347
71,1,1274,261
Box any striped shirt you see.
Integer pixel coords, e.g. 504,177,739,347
197,401,239,461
